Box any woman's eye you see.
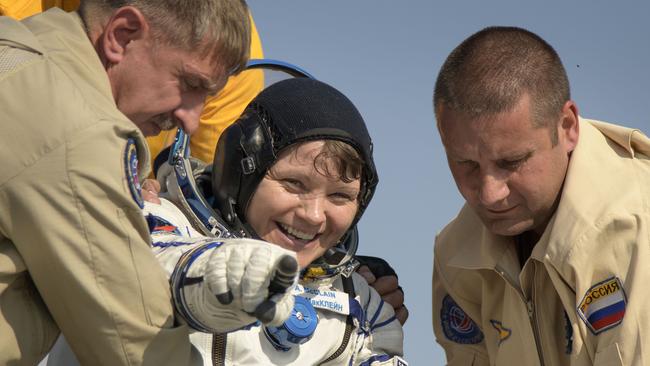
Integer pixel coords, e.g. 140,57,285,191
282,179,304,190
330,192,355,202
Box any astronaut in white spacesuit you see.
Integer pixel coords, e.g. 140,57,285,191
152,77,406,365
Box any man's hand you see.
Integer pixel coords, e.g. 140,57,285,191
141,179,161,204
180,239,299,333
356,255,409,325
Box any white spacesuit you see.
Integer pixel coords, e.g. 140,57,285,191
149,77,407,365
146,198,406,365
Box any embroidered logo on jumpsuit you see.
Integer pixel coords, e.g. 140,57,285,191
489,319,511,345
440,294,484,344
577,276,626,334
124,138,144,208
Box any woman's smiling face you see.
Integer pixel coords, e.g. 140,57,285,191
245,140,361,268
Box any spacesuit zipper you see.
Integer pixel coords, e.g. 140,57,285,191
211,333,227,366
495,265,546,366
318,275,357,365
318,315,354,364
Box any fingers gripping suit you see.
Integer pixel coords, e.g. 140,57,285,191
146,198,406,365
433,119,650,365
0,9,193,365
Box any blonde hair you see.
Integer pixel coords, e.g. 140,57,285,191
79,0,250,75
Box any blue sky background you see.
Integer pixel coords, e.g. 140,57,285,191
249,1,650,364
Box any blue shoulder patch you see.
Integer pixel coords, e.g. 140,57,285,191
124,138,144,208
440,294,484,344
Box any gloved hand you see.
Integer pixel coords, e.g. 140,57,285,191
356,255,408,325
175,238,298,333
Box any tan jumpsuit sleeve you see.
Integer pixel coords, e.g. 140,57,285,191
433,250,490,366
2,123,194,365
574,214,650,366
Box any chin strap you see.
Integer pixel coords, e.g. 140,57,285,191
301,257,360,282
301,227,361,282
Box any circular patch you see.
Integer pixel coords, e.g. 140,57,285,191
124,138,144,208
440,294,483,344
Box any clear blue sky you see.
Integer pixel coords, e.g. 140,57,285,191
249,1,650,364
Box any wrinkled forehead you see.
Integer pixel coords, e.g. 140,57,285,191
439,105,549,160
437,95,536,136
157,42,227,97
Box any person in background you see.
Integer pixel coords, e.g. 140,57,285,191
432,26,650,365
0,0,251,364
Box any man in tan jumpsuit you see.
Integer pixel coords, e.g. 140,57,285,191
0,1,250,364
432,26,650,365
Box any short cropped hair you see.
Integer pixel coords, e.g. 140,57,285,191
79,0,250,75
434,26,570,135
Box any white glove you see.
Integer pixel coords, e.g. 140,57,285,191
172,238,298,333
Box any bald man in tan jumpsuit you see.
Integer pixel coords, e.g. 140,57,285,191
432,27,650,365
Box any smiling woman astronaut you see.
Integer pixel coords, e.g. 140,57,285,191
147,77,407,365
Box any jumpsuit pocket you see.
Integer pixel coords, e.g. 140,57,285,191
593,342,623,366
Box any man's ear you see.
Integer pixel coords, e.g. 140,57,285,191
559,100,580,153
101,6,149,64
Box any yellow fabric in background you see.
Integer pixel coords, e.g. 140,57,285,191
0,0,78,18
0,0,41,18
42,0,79,11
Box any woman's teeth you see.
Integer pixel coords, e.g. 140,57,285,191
280,223,316,241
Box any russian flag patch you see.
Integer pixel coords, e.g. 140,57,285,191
577,277,626,334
